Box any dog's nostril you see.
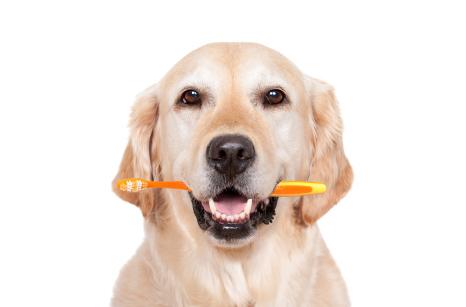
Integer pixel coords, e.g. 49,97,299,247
206,134,255,178
218,149,227,160
236,148,252,160
237,148,245,160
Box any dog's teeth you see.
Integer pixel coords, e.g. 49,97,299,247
264,198,269,205
209,199,254,223
244,199,252,217
209,198,216,214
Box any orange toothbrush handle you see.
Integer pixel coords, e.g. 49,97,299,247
147,181,191,191
271,181,326,197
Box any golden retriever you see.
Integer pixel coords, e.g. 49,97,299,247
111,42,353,307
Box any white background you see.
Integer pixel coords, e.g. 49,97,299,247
1,1,465,306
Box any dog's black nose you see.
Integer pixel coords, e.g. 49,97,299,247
206,134,255,178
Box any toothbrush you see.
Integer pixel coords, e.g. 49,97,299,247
117,178,326,197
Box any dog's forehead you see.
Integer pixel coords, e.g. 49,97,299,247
159,43,303,96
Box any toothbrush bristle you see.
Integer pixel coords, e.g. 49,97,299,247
118,179,148,192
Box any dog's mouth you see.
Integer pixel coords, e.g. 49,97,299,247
189,185,278,242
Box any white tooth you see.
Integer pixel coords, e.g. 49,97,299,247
215,212,221,220
240,212,246,220
209,198,216,214
265,198,269,205
227,216,233,223
234,214,240,222
221,214,227,221
244,199,252,217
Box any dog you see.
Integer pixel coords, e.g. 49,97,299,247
111,42,353,307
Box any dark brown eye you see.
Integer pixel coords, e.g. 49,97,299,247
180,89,201,105
264,89,286,105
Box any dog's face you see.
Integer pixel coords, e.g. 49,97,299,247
113,43,352,249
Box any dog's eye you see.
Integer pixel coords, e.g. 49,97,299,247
179,89,201,105
264,89,286,105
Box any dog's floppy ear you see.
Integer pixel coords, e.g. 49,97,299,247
112,88,160,217
301,77,353,224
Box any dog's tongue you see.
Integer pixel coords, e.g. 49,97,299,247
214,194,248,215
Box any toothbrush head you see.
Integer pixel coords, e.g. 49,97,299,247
117,178,149,192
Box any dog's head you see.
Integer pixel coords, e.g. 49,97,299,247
113,43,352,249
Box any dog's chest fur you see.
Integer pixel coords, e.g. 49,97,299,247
111,222,344,307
